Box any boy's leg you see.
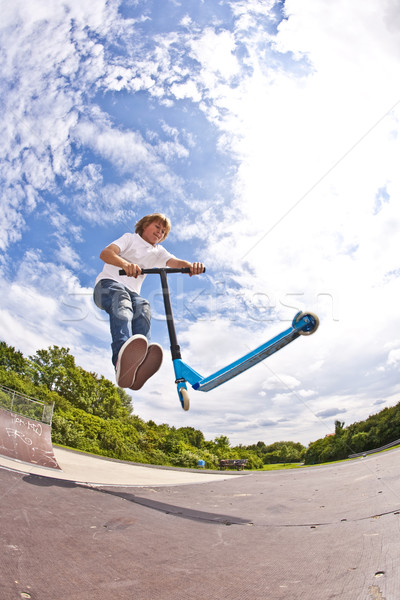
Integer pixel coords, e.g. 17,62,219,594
94,280,148,387
94,282,160,388
94,279,133,366
129,293,163,390
129,293,151,340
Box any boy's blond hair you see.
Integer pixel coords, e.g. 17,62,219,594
135,213,171,242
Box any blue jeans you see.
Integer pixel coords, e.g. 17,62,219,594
94,279,151,367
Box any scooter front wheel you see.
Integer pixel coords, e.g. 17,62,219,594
179,387,190,411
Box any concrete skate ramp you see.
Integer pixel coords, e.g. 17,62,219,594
1,447,400,600
0,407,60,469
0,445,243,486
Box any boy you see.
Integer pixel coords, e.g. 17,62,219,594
94,213,204,389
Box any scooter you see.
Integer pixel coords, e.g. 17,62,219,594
120,267,319,410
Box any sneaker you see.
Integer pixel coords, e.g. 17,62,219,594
130,343,163,391
115,335,148,388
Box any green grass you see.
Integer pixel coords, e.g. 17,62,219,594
260,463,304,471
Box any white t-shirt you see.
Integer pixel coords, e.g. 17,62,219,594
95,232,176,294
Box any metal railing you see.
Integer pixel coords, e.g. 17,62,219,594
0,384,54,425
348,438,400,458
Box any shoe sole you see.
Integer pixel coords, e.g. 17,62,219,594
130,344,163,391
116,336,148,388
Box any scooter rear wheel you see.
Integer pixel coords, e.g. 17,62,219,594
293,311,320,335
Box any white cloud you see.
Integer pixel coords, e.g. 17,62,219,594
261,374,301,391
189,28,240,79
0,254,114,378
171,80,202,102
74,119,151,173
0,0,182,234
0,190,27,251
388,348,400,366
170,0,400,443
55,244,82,270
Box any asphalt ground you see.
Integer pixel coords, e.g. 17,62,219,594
1,446,399,600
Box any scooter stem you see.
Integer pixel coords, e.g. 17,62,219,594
159,270,182,361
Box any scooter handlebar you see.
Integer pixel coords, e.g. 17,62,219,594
118,267,206,275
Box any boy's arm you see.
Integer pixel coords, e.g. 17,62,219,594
166,258,205,276
99,244,142,277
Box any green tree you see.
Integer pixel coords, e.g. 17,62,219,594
335,420,345,436
178,426,205,449
349,431,370,454
29,346,75,393
28,345,130,419
212,435,231,458
0,341,27,374
214,435,230,449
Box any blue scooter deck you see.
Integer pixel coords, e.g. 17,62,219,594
193,327,300,392
174,313,318,393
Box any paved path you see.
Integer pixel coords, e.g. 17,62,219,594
0,446,244,486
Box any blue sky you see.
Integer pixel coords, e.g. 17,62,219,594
1,0,400,446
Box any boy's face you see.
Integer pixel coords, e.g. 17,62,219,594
141,219,167,245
